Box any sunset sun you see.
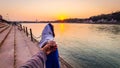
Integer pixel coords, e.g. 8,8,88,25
57,14,67,21
60,16,65,20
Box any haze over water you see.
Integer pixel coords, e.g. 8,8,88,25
22,23,120,68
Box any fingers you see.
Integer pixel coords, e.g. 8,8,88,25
47,41,57,51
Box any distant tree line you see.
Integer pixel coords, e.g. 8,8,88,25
89,11,120,22
57,11,120,24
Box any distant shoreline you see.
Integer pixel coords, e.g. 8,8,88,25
20,22,120,25
1,11,120,25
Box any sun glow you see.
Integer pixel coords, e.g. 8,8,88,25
57,14,67,21
60,16,65,20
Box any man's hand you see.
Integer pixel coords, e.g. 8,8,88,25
41,41,57,55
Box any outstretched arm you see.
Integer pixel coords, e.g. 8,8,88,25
20,50,47,68
20,41,57,68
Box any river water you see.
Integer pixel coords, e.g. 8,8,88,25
22,23,120,68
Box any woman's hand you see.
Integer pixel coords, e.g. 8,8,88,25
41,41,57,55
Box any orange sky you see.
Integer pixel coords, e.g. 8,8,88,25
0,0,120,21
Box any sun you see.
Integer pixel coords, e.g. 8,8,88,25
57,14,67,21
56,13,68,21
60,16,65,20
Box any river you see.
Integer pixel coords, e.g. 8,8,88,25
22,23,120,68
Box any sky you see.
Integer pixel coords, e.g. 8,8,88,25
0,0,120,21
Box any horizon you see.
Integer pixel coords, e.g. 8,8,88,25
0,0,120,21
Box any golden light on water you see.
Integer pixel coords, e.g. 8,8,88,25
60,23,65,33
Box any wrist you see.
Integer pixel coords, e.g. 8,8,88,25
40,48,47,55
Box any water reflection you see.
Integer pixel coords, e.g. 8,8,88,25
60,23,65,33
93,25,120,35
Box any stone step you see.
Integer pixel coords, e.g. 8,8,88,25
0,22,8,28
0,25,7,28
0,22,7,25
0,25,10,33
0,26,12,47
0,26,14,68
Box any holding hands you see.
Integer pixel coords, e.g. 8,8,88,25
41,41,57,55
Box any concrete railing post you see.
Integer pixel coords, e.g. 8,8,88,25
30,28,33,41
20,24,22,31
26,27,28,37
23,26,25,33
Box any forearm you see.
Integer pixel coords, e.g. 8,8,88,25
20,50,47,68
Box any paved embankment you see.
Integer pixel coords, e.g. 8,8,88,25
0,23,72,68
0,25,14,68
